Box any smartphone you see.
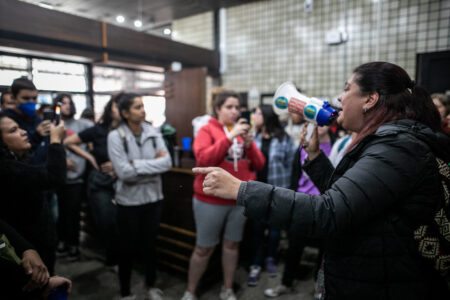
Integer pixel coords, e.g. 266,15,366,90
54,104,61,125
43,109,55,122
240,111,251,124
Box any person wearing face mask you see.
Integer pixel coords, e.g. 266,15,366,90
3,77,51,164
0,112,66,275
180,91,265,300
193,62,450,299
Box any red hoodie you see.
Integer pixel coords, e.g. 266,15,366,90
193,117,265,205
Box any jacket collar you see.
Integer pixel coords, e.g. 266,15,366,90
120,122,159,140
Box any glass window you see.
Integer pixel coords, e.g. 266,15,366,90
93,94,112,121
143,96,166,127
0,55,28,69
72,94,89,120
0,70,29,86
32,58,88,92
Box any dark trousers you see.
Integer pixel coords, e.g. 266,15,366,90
117,201,162,297
282,233,306,287
87,176,118,265
282,233,323,287
57,183,83,247
251,220,281,266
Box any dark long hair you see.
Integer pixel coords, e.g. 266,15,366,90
0,113,19,160
349,62,441,148
117,93,141,123
257,104,286,141
54,93,76,118
99,92,123,129
212,90,241,118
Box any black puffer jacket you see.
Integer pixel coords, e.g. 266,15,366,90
237,120,450,299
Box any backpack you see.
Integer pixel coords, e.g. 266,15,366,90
413,157,450,276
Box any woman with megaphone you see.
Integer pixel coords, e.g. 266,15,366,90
181,90,265,300
193,62,450,299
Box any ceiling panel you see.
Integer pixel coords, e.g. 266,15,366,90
20,0,261,33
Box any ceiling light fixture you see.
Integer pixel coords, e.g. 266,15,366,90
116,15,125,23
134,0,143,30
163,28,172,35
38,2,54,10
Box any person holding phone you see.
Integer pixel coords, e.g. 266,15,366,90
0,111,67,274
181,91,265,300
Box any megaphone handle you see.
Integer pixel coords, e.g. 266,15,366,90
305,123,315,142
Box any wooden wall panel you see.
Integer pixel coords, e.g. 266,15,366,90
165,68,207,146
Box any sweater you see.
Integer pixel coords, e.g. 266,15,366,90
193,117,265,205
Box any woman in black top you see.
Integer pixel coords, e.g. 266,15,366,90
0,112,66,274
193,62,450,299
64,94,122,266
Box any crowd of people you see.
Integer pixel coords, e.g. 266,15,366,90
0,61,449,300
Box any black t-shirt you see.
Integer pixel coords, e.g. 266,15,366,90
78,124,110,164
257,137,271,183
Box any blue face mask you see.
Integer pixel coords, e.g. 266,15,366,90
18,102,37,118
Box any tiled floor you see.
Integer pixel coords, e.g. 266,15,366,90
55,247,316,300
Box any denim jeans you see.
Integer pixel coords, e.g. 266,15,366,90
251,220,281,267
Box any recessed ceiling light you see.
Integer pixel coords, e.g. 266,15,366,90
163,28,172,35
134,20,143,28
116,15,125,23
38,2,54,10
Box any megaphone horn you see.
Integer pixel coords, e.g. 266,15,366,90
273,82,338,126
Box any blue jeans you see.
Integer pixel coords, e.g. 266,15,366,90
251,220,281,267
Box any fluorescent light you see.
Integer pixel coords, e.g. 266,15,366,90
116,15,125,23
134,20,142,28
38,2,54,10
163,28,172,35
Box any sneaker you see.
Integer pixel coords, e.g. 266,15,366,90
247,265,261,287
120,295,136,300
147,288,164,300
264,285,289,298
219,287,237,300
180,291,197,300
265,257,277,277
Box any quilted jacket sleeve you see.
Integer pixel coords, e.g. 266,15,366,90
237,138,438,238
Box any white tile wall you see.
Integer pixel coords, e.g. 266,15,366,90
173,0,449,99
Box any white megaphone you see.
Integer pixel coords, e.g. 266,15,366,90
273,82,337,126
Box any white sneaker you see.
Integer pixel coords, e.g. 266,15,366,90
264,285,289,298
180,291,197,300
121,295,136,300
148,288,164,300
219,287,237,300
